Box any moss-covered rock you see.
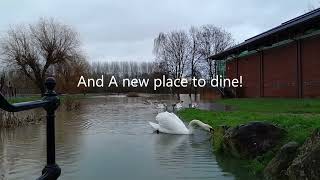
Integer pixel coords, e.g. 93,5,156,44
223,122,286,158
287,128,320,180
264,141,299,180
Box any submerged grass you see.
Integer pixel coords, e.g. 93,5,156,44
178,98,320,174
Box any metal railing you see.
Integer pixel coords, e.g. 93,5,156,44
0,77,61,180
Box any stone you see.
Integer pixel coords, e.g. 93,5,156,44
264,141,299,180
287,128,320,180
223,121,286,158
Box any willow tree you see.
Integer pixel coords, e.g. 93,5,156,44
1,18,83,95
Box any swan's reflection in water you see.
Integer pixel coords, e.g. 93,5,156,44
151,130,235,179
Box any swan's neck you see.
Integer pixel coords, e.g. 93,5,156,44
188,120,208,131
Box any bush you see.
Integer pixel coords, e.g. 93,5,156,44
61,95,81,111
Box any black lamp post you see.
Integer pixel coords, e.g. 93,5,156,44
0,77,61,180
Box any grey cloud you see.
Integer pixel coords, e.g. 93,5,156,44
0,0,316,62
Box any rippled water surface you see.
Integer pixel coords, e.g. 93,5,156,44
1,95,256,180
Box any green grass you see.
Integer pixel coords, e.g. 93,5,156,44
216,98,320,113
178,98,320,174
8,96,42,103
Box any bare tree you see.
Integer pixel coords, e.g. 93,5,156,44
1,18,83,95
130,61,139,78
120,61,130,78
198,25,234,79
140,61,153,75
154,31,189,98
186,27,203,97
55,55,89,93
154,31,188,79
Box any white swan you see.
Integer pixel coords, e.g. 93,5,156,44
149,112,213,134
175,102,183,110
157,103,167,109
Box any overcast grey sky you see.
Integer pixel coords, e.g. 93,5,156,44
0,0,318,62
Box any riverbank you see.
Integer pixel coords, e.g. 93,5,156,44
178,98,320,175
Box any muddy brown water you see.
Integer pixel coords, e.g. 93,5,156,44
1,94,256,180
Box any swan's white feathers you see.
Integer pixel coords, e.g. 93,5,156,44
149,112,213,134
154,112,190,134
149,121,160,131
175,103,183,110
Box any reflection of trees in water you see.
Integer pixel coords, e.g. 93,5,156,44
215,154,264,180
0,123,45,179
0,109,44,128
0,108,84,179
54,109,87,178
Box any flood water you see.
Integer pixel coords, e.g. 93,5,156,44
0,95,255,180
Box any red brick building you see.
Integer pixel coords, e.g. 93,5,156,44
210,8,320,98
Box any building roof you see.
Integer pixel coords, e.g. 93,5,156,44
209,8,320,60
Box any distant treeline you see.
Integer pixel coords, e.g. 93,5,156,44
86,61,171,94
0,18,234,97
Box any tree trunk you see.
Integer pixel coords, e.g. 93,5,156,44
194,86,198,101
38,80,46,96
176,87,180,100
34,77,46,96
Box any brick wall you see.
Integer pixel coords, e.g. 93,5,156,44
263,43,298,97
302,35,320,97
225,34,320,98
238,54,261,97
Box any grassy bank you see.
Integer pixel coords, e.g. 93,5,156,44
178,98,320,174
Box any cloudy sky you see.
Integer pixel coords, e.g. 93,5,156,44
0,0,318,62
